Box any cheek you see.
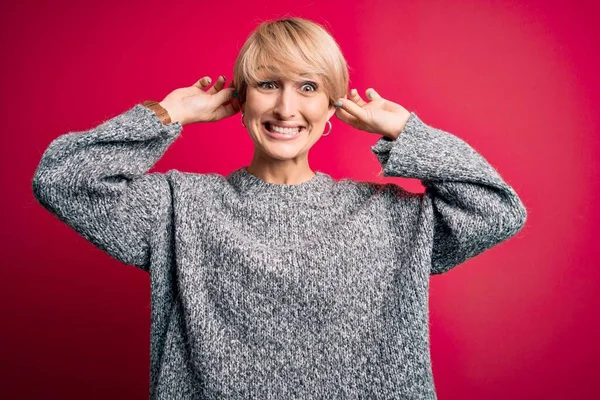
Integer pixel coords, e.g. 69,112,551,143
306,103,330,123
243,91,262,113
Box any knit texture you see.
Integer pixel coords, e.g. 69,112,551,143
32,104,527,399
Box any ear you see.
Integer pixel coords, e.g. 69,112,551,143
326,104,336,120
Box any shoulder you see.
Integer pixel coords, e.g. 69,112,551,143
334,177,421,203
163,169,232,195
328,178,422,221
329,178,423,233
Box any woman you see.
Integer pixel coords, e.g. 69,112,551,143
32,17,527,400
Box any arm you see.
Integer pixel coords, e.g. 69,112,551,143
32,104,183,271
371,112,527,275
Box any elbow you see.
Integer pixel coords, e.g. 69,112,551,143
31,164,62,210
31,170,55,214
31,167,47,204
514,198,528,229
497,194,528,240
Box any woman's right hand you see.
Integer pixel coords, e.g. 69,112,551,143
158,75,241,126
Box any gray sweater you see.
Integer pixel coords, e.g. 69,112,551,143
32,104,527,399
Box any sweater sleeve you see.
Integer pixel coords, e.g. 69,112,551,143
32,104,183,271
371,112,527,275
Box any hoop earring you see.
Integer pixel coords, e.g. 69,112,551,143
322,120,332,136
241,113,246,128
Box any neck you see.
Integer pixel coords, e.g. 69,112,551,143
246,154,315,185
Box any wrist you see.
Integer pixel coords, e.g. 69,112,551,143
159,101,186,126
385,109,411,140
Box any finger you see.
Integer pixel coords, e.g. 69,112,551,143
214,101,240,120
365,88,382,101
334,106,359,126
348,88,368,107
211,88,239,120
333,93,357,125
334,97,366,122
207,75,227,94
192,76,212,90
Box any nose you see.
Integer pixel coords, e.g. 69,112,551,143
273,86,297,120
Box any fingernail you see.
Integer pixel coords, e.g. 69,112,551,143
233,90,239,98
351,88,357,95
207,78,211,84
334,100,343,107
221,75,226,81
368,91,374,99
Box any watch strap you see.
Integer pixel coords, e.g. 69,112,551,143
141,100,172,125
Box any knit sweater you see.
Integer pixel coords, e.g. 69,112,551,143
32,104,527,399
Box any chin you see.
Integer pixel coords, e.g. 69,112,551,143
262,146,305,161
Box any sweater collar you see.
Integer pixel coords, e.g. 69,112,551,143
227,167,335,203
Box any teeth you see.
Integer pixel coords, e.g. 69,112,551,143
270,124,301,135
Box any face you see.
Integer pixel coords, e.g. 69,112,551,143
242,74,336,162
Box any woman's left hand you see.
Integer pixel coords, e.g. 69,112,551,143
334,88,411,140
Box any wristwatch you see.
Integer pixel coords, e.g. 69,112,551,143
141,100,172,125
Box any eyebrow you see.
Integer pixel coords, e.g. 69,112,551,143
256,65,317,79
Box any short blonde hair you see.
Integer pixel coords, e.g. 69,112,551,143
232,17,350,107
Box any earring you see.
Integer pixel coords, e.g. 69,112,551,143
322,120,332,136
241,112,246,128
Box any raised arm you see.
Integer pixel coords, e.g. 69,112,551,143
32,104,183,270
32,76,240,271
371,112,527,275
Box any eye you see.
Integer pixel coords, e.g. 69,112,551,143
258,81,277,89
301,82,318,92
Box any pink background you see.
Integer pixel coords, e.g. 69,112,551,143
2,0,598,398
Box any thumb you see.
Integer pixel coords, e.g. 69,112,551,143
211,87,236,106
210,88,240,120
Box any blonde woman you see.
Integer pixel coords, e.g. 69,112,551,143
32,17,527,399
